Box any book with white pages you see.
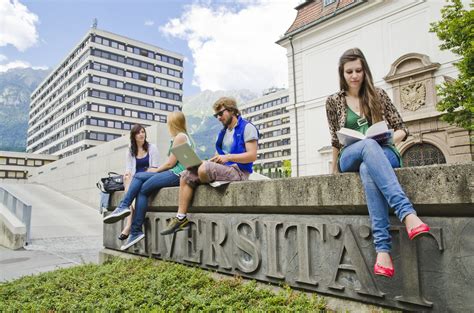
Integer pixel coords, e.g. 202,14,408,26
336,121,394,147
209,181,231,187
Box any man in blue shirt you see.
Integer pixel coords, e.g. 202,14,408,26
161,97,258,235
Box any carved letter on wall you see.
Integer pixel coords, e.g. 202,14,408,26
233,221,261,274
401,79,426,111
204,220,232,270
152,217,176,259
264,221,285,279
328,225,384,298
394,226,444,307
183,220,203,264
284,223,323,286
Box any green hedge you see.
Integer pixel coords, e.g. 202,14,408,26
0,259,326,311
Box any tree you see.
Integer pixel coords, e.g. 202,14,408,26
282,160,292,177
430,0,473,131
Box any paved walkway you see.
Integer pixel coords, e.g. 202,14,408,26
0,183,104,282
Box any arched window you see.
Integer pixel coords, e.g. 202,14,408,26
402,143,446,167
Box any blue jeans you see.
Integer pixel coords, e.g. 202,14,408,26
339,139,416,253
117,170,180,236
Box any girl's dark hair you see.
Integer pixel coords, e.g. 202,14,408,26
338,48,383,123
130,124,149,157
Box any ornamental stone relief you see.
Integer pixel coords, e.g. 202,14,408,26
400,78,426,111
384,53,440,117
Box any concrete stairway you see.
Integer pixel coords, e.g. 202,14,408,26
0,183,102,240
0,183,104,282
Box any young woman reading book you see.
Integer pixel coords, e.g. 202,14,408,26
325,48,430,278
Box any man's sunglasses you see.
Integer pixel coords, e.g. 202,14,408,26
213,109,227,118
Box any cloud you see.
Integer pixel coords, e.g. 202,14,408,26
0,58,48,72
0,0,39,51
0,60,30,72
144,20,155,26
160,0,299,93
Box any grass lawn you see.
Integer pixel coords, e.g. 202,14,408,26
0,258,326,311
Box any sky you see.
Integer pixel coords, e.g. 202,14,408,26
0,0,299,96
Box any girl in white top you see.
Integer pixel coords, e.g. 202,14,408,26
104,112,194,250
120,124,159,240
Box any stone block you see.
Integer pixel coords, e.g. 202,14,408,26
104,213,472,312
103,163,474,312
110,162,473,216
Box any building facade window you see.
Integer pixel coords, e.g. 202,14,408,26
402,143,447,167
31,36,91,103
91,48,182,79
92,35,183,67
91,61,181,90
324,0,336,6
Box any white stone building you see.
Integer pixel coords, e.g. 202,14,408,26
277,0,472,176
27,28,183,158
241,88,290,177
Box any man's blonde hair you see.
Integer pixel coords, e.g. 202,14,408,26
212,97,240,116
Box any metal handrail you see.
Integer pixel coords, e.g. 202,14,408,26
0,187,32,244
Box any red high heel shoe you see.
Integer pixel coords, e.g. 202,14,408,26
408,223,430,240
374,256,394,278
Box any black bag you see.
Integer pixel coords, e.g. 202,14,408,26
96,172,125,193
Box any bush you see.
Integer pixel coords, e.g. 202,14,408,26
0,258,326,311
430,0,474,131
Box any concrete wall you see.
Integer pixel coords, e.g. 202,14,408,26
0,179,27,184
104,162,474,312
28,122,169,208
0,204,26,250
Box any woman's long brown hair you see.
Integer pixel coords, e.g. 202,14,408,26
130,124,149,157
338,48,383,123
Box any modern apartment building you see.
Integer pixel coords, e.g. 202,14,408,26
241,88,290,178
27,28,183,158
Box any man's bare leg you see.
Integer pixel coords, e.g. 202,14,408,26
161,163,209,235
178,162,209,214
197,162,210,183
177,178,194,215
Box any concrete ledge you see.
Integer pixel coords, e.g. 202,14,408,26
105,163,474,312
0,204,26,250
111,162,473,216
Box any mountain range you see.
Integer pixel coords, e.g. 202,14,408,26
0,68,258,157
0,68,50,151
183,89,258,159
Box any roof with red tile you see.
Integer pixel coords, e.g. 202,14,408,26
284,0,362,36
